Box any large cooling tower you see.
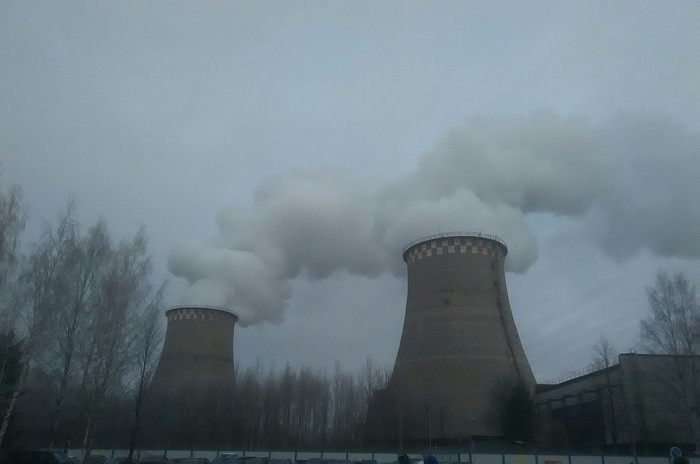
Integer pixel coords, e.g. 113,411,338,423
388,232,535,441
151,305,238,393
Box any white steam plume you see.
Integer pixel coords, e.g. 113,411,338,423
168,111,700,326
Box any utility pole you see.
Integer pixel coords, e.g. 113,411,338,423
468,414,475,463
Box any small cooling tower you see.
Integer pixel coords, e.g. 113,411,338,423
148,305,238,447
151,305,238,393
388,232,535,441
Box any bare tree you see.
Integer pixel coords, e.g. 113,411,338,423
591,334,619,444
126,282,165,459
0,208,74,446
78,227,153,463
331,362,363,447
642,271,699,356
0,184,26,300
45,211,114,447
279,363,296,447
640,270,700,450
358,357,387,446
0,183,26,422
592,334,617,370
260,363,281,449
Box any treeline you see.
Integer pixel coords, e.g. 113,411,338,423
12,356,389,451
146,360,389,450
0,183,391,454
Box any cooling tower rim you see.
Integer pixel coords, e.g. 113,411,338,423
402,231,508,260
165,304,239,320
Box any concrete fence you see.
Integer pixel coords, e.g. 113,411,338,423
73,450,699,464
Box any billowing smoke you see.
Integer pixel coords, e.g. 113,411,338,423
168,111,700,326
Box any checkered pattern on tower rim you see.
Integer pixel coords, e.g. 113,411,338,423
167,307,232,322
405,237,504,265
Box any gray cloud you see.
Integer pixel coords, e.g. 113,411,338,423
4,0,700,380
591,113,700,259
169,111,700,326
393,112,610,215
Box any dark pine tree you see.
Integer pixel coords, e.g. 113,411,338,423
501,381,535,442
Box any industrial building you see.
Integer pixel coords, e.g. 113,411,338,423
536,353,700,453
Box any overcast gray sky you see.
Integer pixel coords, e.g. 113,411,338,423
3,1,700,382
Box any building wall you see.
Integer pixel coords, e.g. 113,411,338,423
536,366,625,447
619,354,699,445
536,354,700,451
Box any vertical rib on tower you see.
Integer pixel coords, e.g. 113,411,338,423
388,232,535,441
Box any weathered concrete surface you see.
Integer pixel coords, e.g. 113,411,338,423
151,305,237,392
388,233,536,440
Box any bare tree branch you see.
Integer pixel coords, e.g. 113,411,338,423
0,206,74,446
640,270,700,451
